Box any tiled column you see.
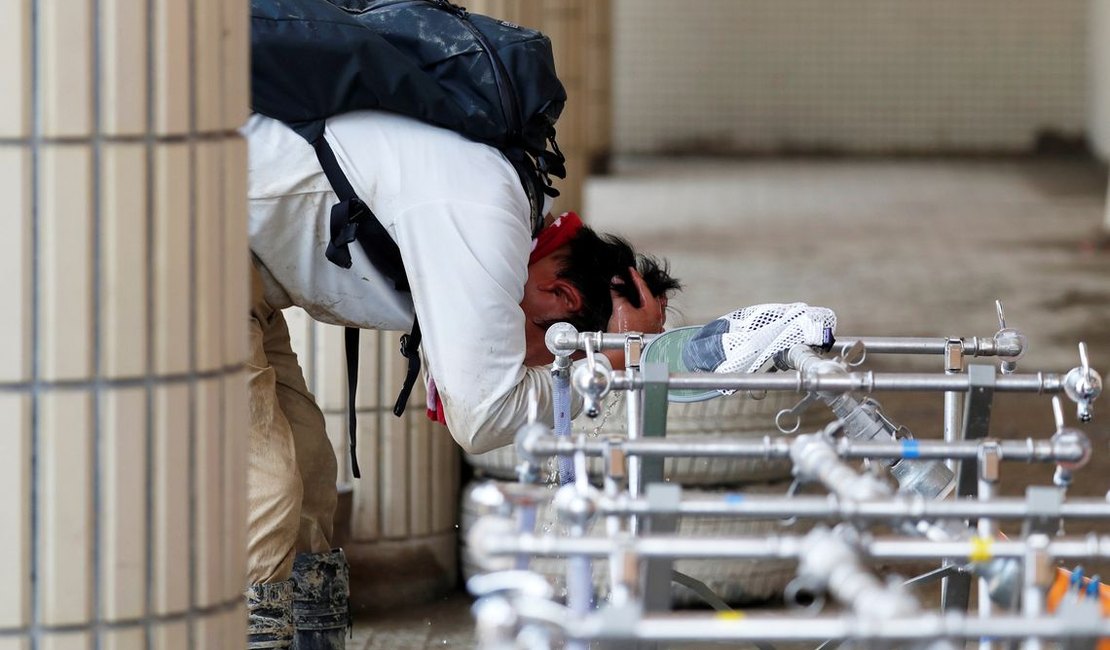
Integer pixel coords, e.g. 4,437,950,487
1,0,251,648
284,311,461,614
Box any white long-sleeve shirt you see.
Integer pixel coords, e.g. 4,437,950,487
245,110,571,454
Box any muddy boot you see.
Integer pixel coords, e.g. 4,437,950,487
290,549,350,649
247,580,295,649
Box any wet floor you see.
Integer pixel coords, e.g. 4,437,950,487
351,156,1110,648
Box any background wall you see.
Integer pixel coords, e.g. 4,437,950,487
613,0,1088,155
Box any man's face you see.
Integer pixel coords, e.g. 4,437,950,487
519,249,584,367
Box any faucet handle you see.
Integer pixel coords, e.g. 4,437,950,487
1064,342,1102,423
992,300,1026,375
572,358,610,418
1051,395,1066,432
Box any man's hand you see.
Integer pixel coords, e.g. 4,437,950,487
608,267,667,335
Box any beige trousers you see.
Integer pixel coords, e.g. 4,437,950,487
247,263,338,585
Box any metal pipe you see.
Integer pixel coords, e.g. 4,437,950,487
833,336,1024,358
609,371,1065,394
624,366,643,538
977,447,999,650
548,330,658,354
485,480,1110,522
625,368,642,499
1020,534,1053,650
520,434,1087,465
791,434,893,501
943,338,964,473
794,528,920,618
476,533,1110,562
592,494,1110,521
561,612,1110,643
547,332,1024,358
943,390,961,472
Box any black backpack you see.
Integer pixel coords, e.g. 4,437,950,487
251,0,568,476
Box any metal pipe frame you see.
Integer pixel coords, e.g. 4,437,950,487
589,493,1110,522
608,370,1067,394
520,433,1088,464
475,480,1110,523
557,612,1110,643
476,532,1110,562
545,331,1023,359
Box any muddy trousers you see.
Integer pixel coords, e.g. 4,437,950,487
247,263,346,648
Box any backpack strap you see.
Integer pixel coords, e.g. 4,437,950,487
503,147,546,238
393,320,422,417
312,134,423,480
342,326,361,479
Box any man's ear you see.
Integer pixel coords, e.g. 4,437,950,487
540,277,584,314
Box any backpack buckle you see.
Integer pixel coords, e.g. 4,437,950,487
335,219,359,246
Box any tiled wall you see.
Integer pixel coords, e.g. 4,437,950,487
613,0,1087,154
1,0,250,647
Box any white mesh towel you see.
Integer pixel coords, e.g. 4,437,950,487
715,303,837,373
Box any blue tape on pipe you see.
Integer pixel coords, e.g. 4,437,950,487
902,439,921,459
724,493,744,504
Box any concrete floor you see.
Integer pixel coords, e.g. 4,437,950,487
350,156,1110,648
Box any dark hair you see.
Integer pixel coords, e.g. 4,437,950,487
552,226,682,333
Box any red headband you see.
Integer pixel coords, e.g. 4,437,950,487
528,211,583,266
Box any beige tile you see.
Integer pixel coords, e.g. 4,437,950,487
99,387,147,622
222,603,247,647
152,384,190,615
99,628,144,650
0,1,30,138
0,636,31,650
354,329,383,411
38,144,93,382
314,325,347,412
153,0,190,136
38,632,91,650
194,0,222,133
151,621,187,650
153,143,191,375
222,137,250,368
222,371,249,600
0,395,30,628
430,424,459,532
408,415,432,536
193,612,223,650
221,0,251,130
101,143,149,379
100,0,148,136
39,0,93,137
327,412,350,486
0,147,32,383
194,379,223,607
195,142,223,372
38,391,93,626
349,412,380,541
379,367,411,538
